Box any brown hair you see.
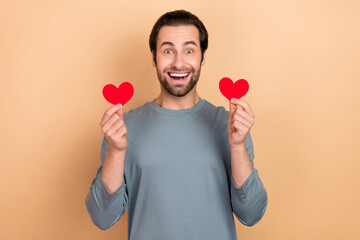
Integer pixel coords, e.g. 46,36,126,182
149,10,208,64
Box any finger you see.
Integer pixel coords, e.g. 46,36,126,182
115,106,124,121
117,125,127,137
229,100,237,114
102,113,122,133
112,125,128,140
100,104,122,126
232,120,249,133
228,101,237,126
106,120,125,137
230,98,255,118
232,115,252,128
234,108,255,125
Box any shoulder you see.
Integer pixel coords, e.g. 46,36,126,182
199,100,230,131
123,101,152,122
203,100,254,160
202,100,229,121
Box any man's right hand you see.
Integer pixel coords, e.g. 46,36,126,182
100,104,128,152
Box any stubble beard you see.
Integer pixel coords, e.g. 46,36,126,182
156,65,201,97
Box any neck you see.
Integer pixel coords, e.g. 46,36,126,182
155,89,201,110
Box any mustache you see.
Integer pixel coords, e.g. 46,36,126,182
164,66,194,72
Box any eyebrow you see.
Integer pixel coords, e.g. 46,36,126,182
160,41,174,47
160,41,198,48
184,41,197,47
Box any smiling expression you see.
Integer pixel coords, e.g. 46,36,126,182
153,25,206,97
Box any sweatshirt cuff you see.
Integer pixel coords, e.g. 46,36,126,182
96,172,126,200
230,169,258,196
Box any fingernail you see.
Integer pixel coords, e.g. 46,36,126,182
117,104,122,108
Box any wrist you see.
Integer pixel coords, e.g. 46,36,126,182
107,146,126,158
229,139,246,150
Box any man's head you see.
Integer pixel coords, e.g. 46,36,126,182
149,10,208,97
149,10,208,65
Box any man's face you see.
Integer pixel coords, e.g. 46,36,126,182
153,25,205,97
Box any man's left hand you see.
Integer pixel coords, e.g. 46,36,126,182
227,98,255,147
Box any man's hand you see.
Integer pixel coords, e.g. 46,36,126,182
227,98,255,147
100,104,128,152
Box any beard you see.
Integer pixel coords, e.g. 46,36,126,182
156,65,201,97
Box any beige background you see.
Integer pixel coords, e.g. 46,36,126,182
1,0,359,239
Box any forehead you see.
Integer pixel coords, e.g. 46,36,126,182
157,25,200,46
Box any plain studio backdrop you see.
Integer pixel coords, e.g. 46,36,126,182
1,0,359,239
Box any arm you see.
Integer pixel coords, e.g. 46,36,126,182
227,99,268,226
85,104,129,230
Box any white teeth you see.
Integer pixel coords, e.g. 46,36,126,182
169,73,189,77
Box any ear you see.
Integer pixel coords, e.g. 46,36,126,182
151,51,156,67
201,51,206,66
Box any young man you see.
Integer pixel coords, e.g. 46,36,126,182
86,10,267,240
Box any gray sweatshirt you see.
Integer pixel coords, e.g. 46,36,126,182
86,99,268,240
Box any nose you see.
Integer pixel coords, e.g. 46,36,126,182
173,52,185,69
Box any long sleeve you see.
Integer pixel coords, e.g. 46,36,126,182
85,137,129,230
230,133,268,226
230,169,268,226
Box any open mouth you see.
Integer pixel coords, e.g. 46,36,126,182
167,72,190,80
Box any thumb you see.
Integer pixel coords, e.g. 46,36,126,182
227,99,236,129
229,99,237,116
116,104,124,120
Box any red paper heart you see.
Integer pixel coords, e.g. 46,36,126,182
102,82,134,105
219,77,249,101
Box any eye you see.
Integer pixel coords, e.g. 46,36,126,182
164,49,173,54
185,49,194,54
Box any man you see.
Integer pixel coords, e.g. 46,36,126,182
86,9,267,240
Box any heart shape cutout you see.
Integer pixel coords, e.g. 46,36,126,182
102,82,134,105
219,77,249,101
